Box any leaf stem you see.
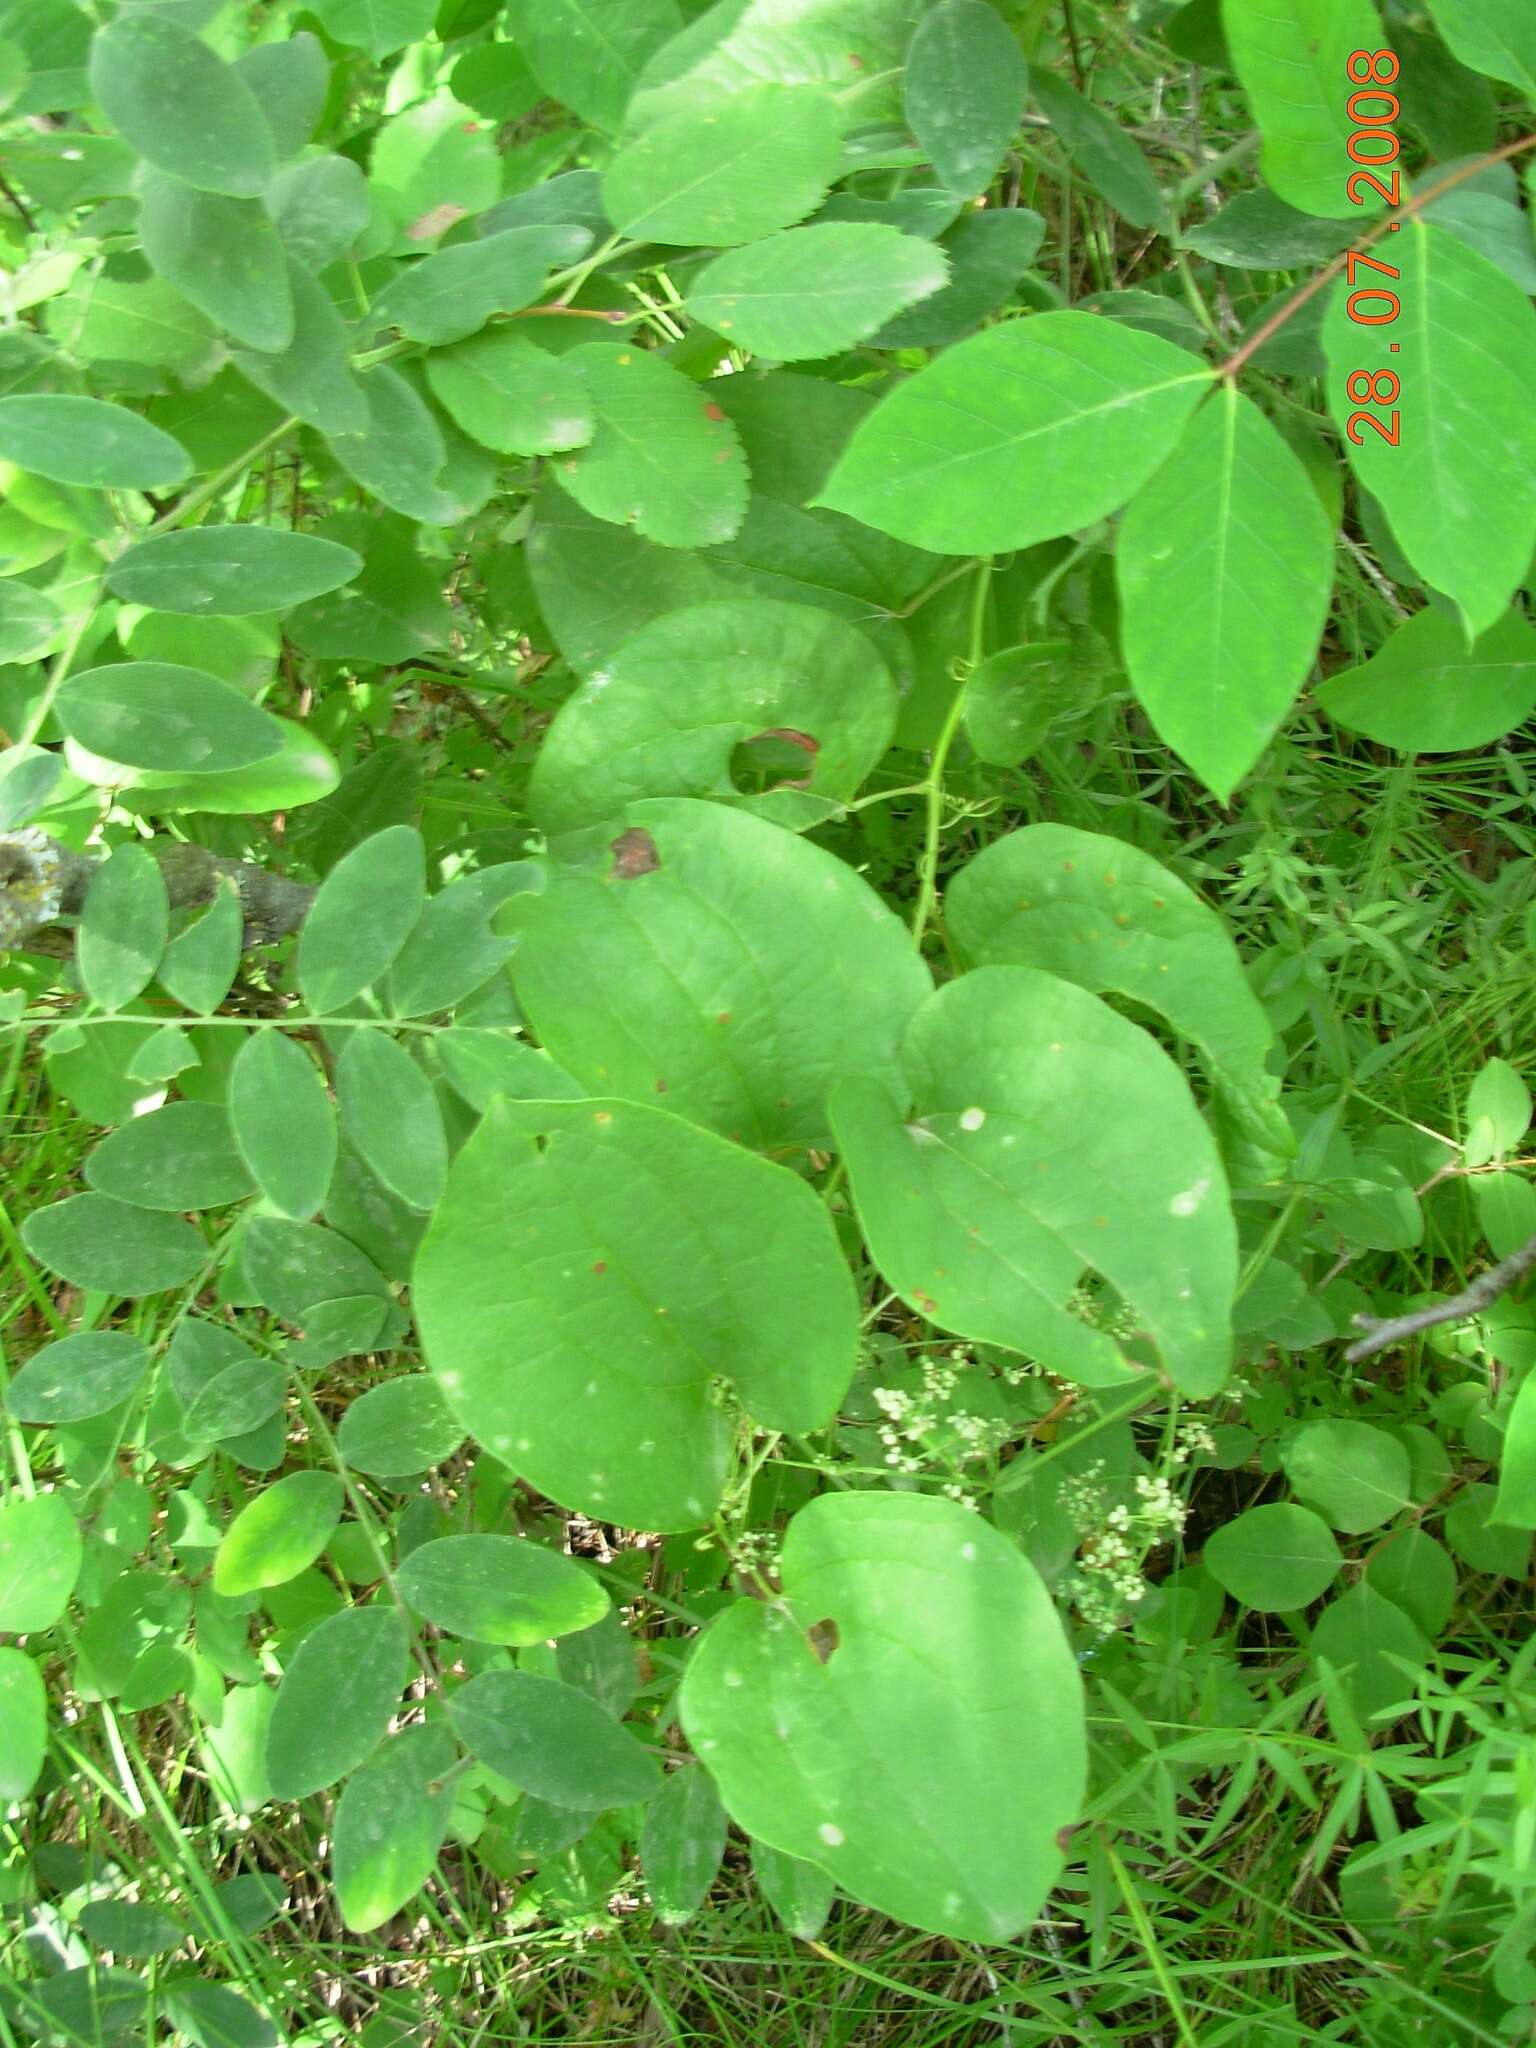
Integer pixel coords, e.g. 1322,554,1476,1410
1217,130,1536,381
910,558,991,952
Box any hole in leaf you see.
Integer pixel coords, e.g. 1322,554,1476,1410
729,728,819,796
806,1616,840,1664
609,827,660,879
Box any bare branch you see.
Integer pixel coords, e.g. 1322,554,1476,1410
0,829,315,952
1343,1229,1536,1363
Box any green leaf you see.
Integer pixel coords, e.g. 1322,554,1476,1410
212,1470,344,1597
1493,1370,1536,1530
529,370,937,669
1223,0,1390,217
387,865,533,1017
372,226,590,346
1323,221,1536,638
529,598,897,832
1426,0,1536,92
235,33,327,160
78,844,168,1013
119,720,339,821
1029,69,1168,229
22,1192,206,1295
107,529,362,617
450,1670,661,1807
961,639,1073,766
604,84,843,246
268,157,371,272
946,823,1290,1155
415,1095,859,1529
1464,1055,1531,1166
506,798,931,1151
814,312,1211,552
335,1032,447,1212
370,95,500,249
1309,1581,1428,1724
0,580,60,662
88,14,276,198
435,1029,584,1113
139,172,294,354
77,1901,185,1959
49,273,216,374
333,1723,456,1933
297,827,426,1014
325,366,462,527
286,513,453,662
0,1491,82,1632
309,0,436,59
55,663,288,774
0,1647,46,1798
425,332,594,456
1316,606,1536,752
684,225,948,361
395,1534,609,1646
830,967,1236,1395
1202,1503,1342,1610
86,1101,252,1210
452,42,543,124
242,1218,392,1325
171,1323,285,1443
872,206,1044,349
265,1606,407,1799
232,259,368,437
335,1376,462,1478
1117,386,1333,799
903,0,1027,200
627,0,915,131
751,1839,833,1940
642,1766,726,1925
0,744,63,829
1183,187,1356,268
504,0,683,129
230,1030,338,1220
1365,1526,1456,1636
0,395,190,489
1282,1419,1411,1533
552,343,750,549
680,1492,1085,1942
5,1332,150,1425
158,879,243,1015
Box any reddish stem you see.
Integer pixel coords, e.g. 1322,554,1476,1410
1218,130,1536,381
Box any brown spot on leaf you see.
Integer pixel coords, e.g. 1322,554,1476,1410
407,203,466,241
610,827,660,878
703,401,726,420
716,1011,732,1024
592,1261,608,1273
655,1077,668,1093
807,1617,840,1663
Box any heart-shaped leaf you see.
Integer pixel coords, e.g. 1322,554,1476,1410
830,967,1236,1394
414,1095,859,1529
680,1492,1085,1941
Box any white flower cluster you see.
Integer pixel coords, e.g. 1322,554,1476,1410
1059,1460,1191,1633
870,1346,1011,1476
733,1526,781,1569
1169,1418,1219,1466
